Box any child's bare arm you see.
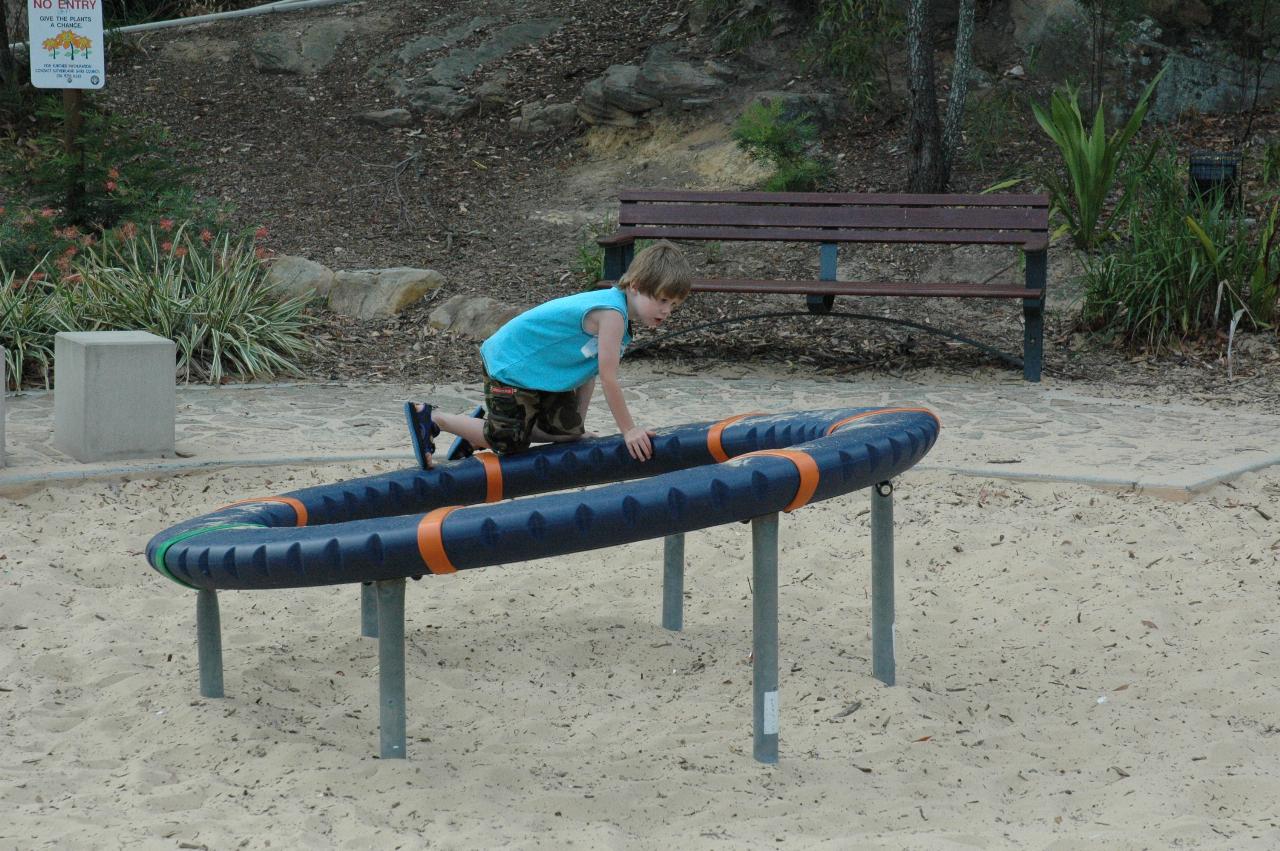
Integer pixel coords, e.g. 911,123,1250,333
593,310,655,461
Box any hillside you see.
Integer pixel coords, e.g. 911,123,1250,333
95,0,1279,407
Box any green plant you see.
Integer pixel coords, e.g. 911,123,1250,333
71,224,312,383
804,0,902,114
1,94,205,234
1032,65,1166,250
1260,140,1280,188
696,0,773,52
733,100,830,191
0,271,73,389
962,85,1025,172
1081,140,1278,350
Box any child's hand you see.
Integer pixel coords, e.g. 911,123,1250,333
624,426,656,461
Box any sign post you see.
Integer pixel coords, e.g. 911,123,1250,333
28,0,104,90
28,0,105,219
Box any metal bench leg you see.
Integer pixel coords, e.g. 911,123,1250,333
871,481,895,686
752,513,780,764
1023,248,1047,382
376,578,407,759
360,582,378,638
662,533,685,631
603,243,634,281
197,589,225,699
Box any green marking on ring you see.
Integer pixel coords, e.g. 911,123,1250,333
151,523,265,589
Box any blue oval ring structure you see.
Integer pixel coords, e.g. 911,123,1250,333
146,407,940,591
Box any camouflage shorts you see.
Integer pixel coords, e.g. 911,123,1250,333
482,372,584,455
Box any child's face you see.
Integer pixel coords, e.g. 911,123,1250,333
627,286,685,329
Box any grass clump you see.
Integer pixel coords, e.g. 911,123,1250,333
1,222,312,389
1081,140,1279,351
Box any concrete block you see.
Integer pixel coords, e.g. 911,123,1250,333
54,331,176,463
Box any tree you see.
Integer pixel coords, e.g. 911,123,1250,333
905,0,976,192
0,0,17,88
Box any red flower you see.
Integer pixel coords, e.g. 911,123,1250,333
200,229,213,244
40,207,56,218
119,221,139,240
161,241,173,252
104,180,117,192
30,271,47,281
159,218,174,232
254,246,268,260
62,244,78,257
107,167,120,180
254,226,269,240
174,246,188,258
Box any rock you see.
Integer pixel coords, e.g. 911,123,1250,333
410,86,477,119
601,65,661,113
429,295,521,341
264,255,334,301
476,79,509,106
635,47,727,108
251,20,353,75
356,108,413,128
578,78,642,127
426,19,565,88
328,268,445,319
511,102,578,135
1146,0,1212,30
397,16,496,64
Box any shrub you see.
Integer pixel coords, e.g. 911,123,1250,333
1032,67,1165,250
0,222,312,387
732,100,830,191
803,0,901,114
0,93,213,276
1081,140,1279,350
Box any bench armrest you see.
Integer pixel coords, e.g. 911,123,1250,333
597,232,636,247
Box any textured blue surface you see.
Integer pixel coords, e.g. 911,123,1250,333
146,408,939,590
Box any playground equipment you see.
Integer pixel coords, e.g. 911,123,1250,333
146,407,940,762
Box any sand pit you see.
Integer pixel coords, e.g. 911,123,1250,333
2,457,1277,848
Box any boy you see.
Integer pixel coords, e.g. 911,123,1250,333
406,239,692,467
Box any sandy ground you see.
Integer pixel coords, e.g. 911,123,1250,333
2,449,1278,848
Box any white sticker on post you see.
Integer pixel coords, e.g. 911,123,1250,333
763,690,779,735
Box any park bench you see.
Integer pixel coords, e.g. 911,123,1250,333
598,190,1050,381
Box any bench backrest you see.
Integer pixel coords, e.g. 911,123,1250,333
615,190,1050,250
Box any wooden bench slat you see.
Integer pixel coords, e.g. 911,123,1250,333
600,278,1043,299
618,203,1050,231
619,189,1051,207
602,225,1048,249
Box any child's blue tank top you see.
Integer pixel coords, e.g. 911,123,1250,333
480,288,632,392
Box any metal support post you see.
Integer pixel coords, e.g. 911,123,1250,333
376,578,407,759
662,533,685,631
752,513,780,764
1023,248,1047,382
360,582,379,638
870,481,895,686
196,589,225,698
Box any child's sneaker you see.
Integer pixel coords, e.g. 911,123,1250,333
404,402,439,469
445,404,485,460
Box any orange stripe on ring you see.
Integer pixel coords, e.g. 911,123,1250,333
478,452,503,503
706,412,764,462
737,449,821,512
417,506,461,574
221,496,309,527
826,407,941,436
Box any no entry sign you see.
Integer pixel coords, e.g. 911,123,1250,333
28,0,105,89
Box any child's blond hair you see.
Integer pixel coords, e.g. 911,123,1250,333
617,240,693,300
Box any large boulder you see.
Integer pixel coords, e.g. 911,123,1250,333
328,268,445,319
251,20,353,75
429,295,521,341
511,102,578,135
264,255,335,301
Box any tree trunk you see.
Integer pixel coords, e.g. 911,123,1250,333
940,0,976,189
0,1,15,86
906,0,943,192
